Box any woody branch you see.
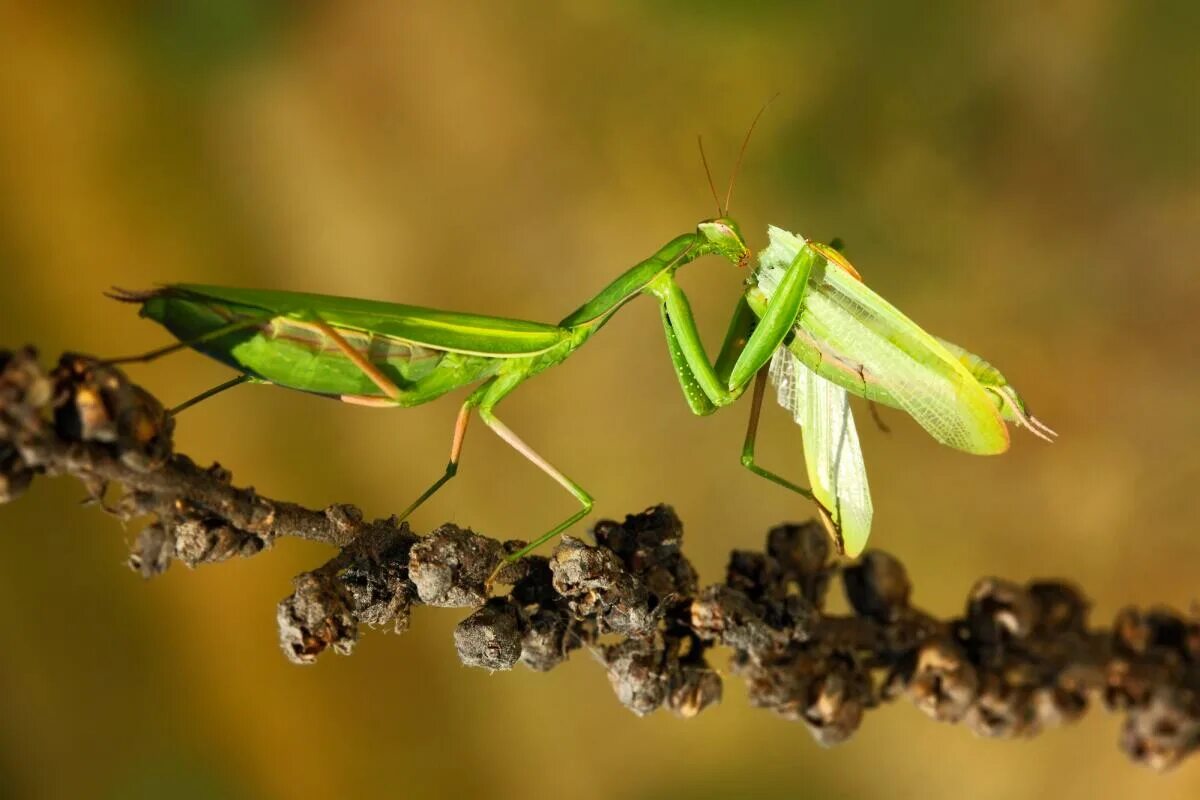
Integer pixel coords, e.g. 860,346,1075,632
0,347,1196,771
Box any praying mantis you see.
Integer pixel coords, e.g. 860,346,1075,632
110,129,1052,567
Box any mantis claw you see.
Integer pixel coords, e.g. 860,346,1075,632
484,560,506,595
485,550,527,595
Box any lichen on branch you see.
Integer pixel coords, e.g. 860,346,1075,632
2,347,1197,771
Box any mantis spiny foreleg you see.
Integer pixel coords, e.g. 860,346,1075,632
654,246,827,508
653,243,820,406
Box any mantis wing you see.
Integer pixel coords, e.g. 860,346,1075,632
768,345,873,557
160,284,568,356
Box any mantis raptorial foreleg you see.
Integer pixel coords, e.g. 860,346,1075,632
713,297,759,385
654,243,820,407
658,295,761,416
659,302,719,416
658,281,742,406
655,246,824,506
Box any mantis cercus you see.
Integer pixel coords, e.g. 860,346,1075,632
109,131,1052,566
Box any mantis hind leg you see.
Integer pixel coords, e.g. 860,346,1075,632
306,317,405,402
169,373,254,416
102,319,264,366
102,316,263,415
300,313,484,522
395,372,594,573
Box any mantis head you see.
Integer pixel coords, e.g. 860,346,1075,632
698,217,751,268
693,98,776,271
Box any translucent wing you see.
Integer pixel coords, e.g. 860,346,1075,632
768,347,873,557
935,336,1057,441
759,227,1009,455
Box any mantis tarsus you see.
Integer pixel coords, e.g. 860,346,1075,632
110,135,1052,567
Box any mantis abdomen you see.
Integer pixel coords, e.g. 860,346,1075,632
136,288,537,406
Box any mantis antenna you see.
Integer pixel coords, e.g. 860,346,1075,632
697,135,723,218
724,92,780,215
697,94,780,218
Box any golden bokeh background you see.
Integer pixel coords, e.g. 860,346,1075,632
1,3,1197,798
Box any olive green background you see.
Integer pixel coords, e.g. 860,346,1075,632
1,2,1197,798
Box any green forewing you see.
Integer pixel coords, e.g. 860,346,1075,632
171,284,569,356
758,227,1009,455
138,287,527,403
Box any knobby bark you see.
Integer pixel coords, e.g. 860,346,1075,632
2,347,1197,771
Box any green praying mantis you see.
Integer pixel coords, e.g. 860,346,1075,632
109,130,1053,567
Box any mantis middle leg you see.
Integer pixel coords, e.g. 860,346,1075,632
305,315,489,523
468,374,594,569
315,316,593,562
397,388,484,522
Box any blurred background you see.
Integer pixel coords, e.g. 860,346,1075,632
1,2,1197,798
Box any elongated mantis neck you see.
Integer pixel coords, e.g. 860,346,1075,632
556,232,712,331
557,221,746,333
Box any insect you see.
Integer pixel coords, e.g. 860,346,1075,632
109,121,1051,566
752,225,1054,556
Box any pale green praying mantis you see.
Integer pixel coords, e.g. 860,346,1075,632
108,127,1052,567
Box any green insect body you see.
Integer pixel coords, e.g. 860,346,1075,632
141,287,570,404
117,215,1050,564
755,227,1022,454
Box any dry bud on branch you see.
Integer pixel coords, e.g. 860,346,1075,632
2,347,1197,771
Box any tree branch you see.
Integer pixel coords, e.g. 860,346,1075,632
2,347,1197,771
